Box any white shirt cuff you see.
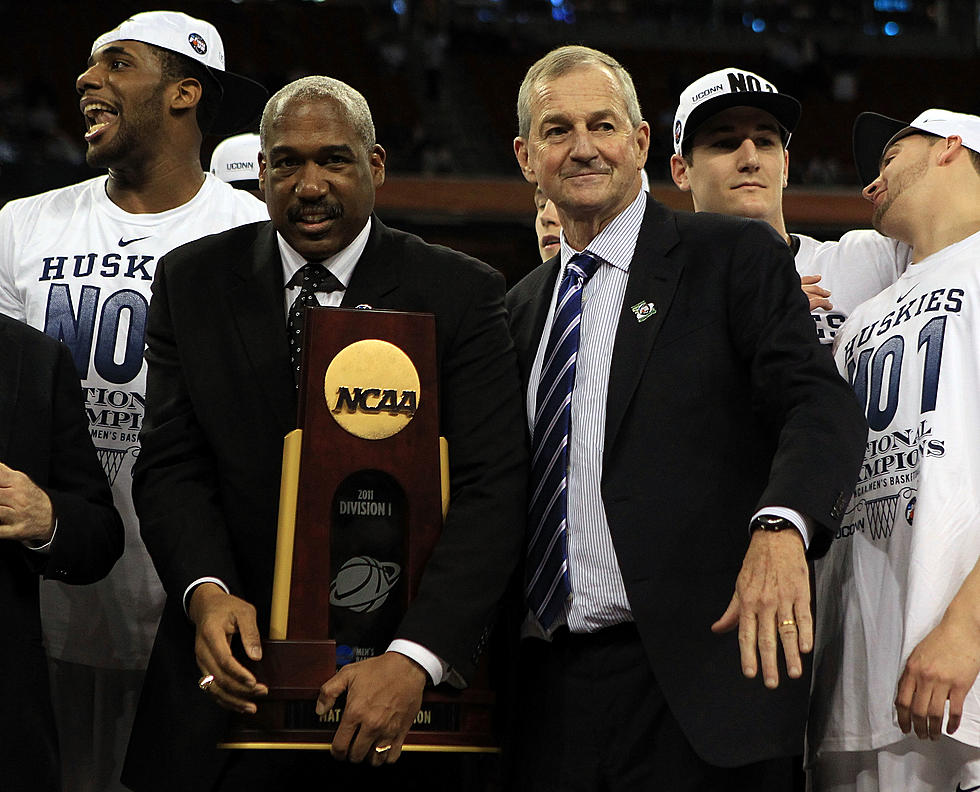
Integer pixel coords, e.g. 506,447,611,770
24,518,57,552
183,577,229,615
750,507,812,550
387,639,449,687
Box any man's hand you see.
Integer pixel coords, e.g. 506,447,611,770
712,529,811,689
801,274,833,311
0,462,54,544
896,608,980,740
316,651,427,766
188,583,267,714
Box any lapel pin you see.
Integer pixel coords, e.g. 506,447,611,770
630,300,656,323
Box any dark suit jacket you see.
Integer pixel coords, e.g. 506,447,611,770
505,195,867,768
122,218,527,792
0,313,123,792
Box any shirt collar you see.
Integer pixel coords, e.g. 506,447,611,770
278,216,372,290
559,188,647,274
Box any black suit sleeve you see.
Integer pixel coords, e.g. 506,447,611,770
726,221,867,551
16,338,123,584
132,257,245,600
396,265,528,681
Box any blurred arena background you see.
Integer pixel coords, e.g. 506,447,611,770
3,0,977,283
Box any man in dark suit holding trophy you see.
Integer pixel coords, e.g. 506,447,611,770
122,76,527,792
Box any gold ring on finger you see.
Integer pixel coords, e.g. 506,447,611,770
780,619,797,627
375,744,392,754
198,673,215,692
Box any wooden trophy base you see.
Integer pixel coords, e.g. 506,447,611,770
222,648,498,753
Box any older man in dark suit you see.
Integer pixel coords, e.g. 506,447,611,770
505,45,868,789
0,314,122,791
121,76,526,792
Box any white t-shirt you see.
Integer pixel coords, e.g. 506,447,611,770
809,230,980,757
0,174,268,668
795,230,911,344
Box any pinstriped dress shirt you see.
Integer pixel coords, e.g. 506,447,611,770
525,189,647,636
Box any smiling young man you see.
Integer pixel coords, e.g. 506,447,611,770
670,68,912,344
0,11,266,791
121,76,526,791
808,109,980,792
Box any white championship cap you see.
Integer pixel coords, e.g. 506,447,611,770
853,108,980,185
210,133,261,189
672,67,801,156
91,11,267,135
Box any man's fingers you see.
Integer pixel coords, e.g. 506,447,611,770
777,611,803,680
795,607,814,654
756,615,781,689
948,689,966,734
330,716,358,761
710,594,739,635
236,609,264,661
348,721,380,764
736,610,759,679
316,671,348,716
895,672,915,733
909,683,933,739
926,686,948,740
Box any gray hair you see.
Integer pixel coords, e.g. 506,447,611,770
517,45,643,140
260,76,376,153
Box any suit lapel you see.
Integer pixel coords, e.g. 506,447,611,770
340,217,400,309
510,256,561,394
604,198,684,464
0,320,17,458
226,223,296,431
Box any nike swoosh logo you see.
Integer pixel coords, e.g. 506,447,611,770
956,783,980,792
896,286,915,302
118,236,150,247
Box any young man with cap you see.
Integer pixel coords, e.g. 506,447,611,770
808,109,980,791
210,132,264,200
669,67,911,344
0,11,267,791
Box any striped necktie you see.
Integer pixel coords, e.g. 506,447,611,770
286,262,344,385
526,251,600,631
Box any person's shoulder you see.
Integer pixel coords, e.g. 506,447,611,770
0,311,64,355
670,210,789,263
198,175,269,223
508,256,557,298
673,207,779,243
378,222,497,279
158,219,271,283
167,219,270,258
0,176,105,220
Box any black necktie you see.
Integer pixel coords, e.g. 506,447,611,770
286,262,344,385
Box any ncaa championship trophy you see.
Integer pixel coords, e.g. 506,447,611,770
222,307,496,751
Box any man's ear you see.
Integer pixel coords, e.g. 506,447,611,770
171,77,203,113
669,154,691,191
937,135,964,166
370,144,387,188
634,121,651,170
783,149,790,188
515,137,535,184
258,151,267,191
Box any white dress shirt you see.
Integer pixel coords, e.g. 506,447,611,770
525,189,809,638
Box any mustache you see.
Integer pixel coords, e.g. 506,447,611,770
287,201,343,222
